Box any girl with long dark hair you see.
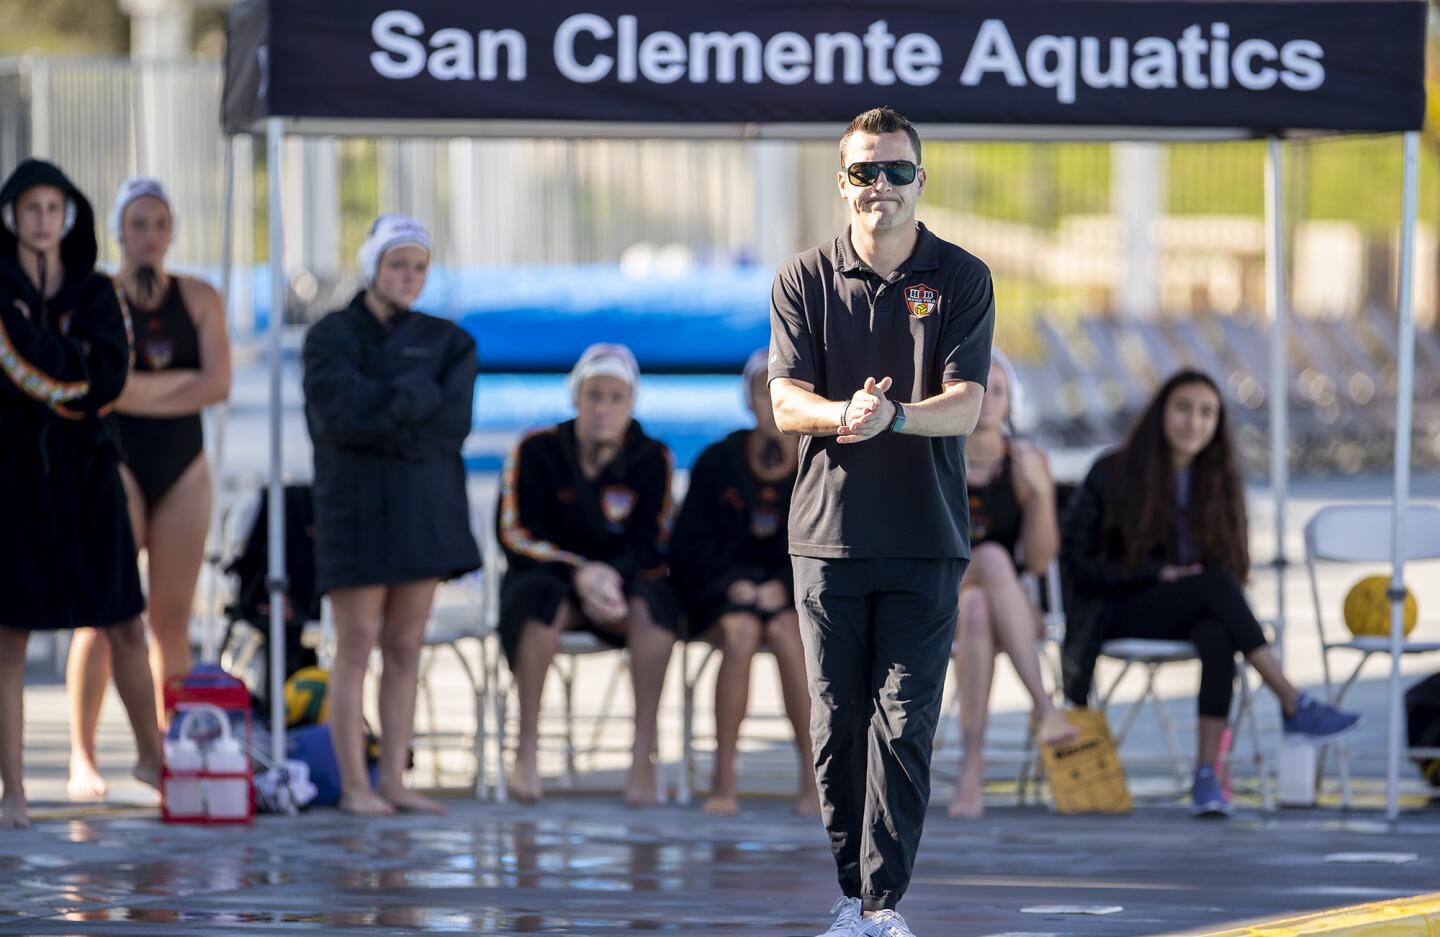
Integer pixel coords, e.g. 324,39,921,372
1063,370,1360,816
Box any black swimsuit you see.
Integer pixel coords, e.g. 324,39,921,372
968,450,1023,560
114,278,205,510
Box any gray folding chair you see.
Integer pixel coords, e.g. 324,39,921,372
1304,504,1440,807
1097,637,1270,806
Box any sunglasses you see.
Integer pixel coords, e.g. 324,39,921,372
844,160,918,187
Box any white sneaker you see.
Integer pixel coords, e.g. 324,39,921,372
863,909,917,937
815,896,864,937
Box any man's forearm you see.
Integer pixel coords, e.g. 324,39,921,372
771,381,846,437
897,382,984,437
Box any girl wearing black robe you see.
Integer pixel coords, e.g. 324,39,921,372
0,159,162,828
669,351,819,817
496,343,677,807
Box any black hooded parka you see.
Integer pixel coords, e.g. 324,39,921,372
0,159,143,630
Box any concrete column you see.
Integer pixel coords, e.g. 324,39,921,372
752,141,799,267
121,0,193,59
1112,142,1165,319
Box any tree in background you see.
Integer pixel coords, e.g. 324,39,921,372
0,0,128,55
0,0,224,57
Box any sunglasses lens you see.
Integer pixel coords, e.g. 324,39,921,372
882,162,917,185
847,163,880,186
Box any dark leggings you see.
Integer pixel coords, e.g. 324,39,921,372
1105,569,1268,719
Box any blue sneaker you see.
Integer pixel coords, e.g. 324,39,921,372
1192,765,1232,818
1284,694,1362,745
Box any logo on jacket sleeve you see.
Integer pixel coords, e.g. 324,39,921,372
904,283,939,318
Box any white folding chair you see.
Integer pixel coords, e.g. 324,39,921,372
1304,504,1440,807
488,546,646,799
414,569,495,796
678,624,799,805
1096,636,1269,804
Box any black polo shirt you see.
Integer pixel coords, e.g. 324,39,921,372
768,222,995,559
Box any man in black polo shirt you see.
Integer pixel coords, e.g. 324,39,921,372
769,107,995,937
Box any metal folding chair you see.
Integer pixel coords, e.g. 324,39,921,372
1304,503,1440,807
488,544,649,800
678,625,798,805
1097,637,1271,806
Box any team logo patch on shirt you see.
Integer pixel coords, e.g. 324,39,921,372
750,505,781,540
904,284,939,318
601,485,637,528
142,337,174,370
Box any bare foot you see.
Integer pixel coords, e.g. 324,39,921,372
703,793,739,816
338,790,396,817
381,787,447,815
67,755,108,802
794,788,822,818
948,757,986,820
1037,708,1079,747
508,758,542,804
624,760,662,808
132,758,162,794
1,793,29,830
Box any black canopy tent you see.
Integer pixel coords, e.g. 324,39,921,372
222,0,1428,817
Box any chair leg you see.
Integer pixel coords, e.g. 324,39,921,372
438,641,483,801
1099,660,1133,712
679,641,696,806
491,640,509,804
584,654,629,778
560,657,577,789
1316,655,1368,809
1236,665,1272,810
1145,666,1188,790
1017,718,1037,807
1107,663,1144,745
419,648,443,788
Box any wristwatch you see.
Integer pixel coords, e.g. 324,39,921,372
888,401,907,434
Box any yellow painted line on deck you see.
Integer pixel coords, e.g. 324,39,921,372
1193,893,1440,936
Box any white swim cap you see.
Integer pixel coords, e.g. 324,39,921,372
566,343,640,407
109,176,174,243
357,213,431,285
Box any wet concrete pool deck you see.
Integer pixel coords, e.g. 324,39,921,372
1,796,1437,937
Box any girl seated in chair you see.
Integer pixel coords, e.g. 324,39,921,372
949,352,1076,820
670,350,819,817
497,343,678,806
1062,369,1361,817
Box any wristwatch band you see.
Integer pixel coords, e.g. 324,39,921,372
888,401,907,433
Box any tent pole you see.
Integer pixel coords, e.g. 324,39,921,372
200,132,237,665
1386,130,1420,823
265,117,289,767
1264,137,1289,662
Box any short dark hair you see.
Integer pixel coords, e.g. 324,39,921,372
839,107,921,166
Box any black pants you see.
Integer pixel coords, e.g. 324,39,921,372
792,555,964,912
1105,569,1268,718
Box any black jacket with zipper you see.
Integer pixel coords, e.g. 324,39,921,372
302,291,481,593
669,429,794,631
1060,452,1170,706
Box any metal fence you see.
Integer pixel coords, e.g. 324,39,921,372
0,55,1435,463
